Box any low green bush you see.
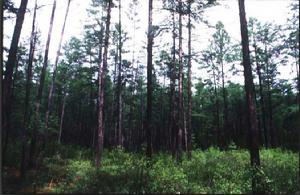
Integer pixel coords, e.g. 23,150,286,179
260,148,299,193
148,153,188,193
7,144,298,194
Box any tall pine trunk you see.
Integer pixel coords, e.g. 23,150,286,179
29,0,56,167
254,44,268,148
130,0,138,151
3,0,28,161
187,0,192,158
177,0,183,162
238,0,261,192
221,60,228,148
96,0,112,167
116,0,123,147
170,7,176,157
113,46,118,145
45,0,71,128
0,0,3,168
146,0,153,158
20,0,38,178
58,91,67,144
212,67,220,146
265,45,274,147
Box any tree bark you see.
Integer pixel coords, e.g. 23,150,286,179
113,46,118,145
187,0,192,158
139,75,144,150
221,60,228,148
58,91,67,144
298,58,300,107
116,0,123,147
212,64,220,146
146,0,153,158
0,0,3,173
177,0,183,162
96,0,112,167
3,0,28,160
45,0,71,128
238,0,261,192
29,0,56,167
297,49,300,183
129,0,138,151
170,6,176,157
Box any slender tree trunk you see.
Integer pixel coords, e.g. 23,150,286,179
0,0,3,175
213,68,220,146
89,56,95,147
116,0,123,147
159,76,165,150
4,54,21,158
29,0,56,167
92,127,96,149
58,91,67,144
139,77,144,150
113,46,118,146
177,0,183,162
253,85,263,147
130,0,138,151
96,0,112,167
221,60,228,148
267,81,274,146
183,104,188,152
128,96,133,150
146,0,153,158
77,101,83,145
238,0,261,192
170,7,176,157
3,0,28,161
296,54,299,115
296,51,300,182
94,16,104,149
11,53,20,105
128,63,136,150
20,0,38,178
297,55,300,111
265,45,274,147
254,44,268,148
45,0,71,128
187,0,192,158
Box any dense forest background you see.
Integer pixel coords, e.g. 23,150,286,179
1,0,299,193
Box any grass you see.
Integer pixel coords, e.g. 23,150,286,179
2,143,300,194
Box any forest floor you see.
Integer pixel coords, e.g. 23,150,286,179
2,142,300,194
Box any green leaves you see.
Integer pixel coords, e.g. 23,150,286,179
45,145,299,193
6,143,297,193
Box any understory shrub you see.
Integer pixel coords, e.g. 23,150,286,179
5,143,298,194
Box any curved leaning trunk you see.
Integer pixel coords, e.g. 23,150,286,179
29,0,56,168
45,0,71,128
58,91,67,144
